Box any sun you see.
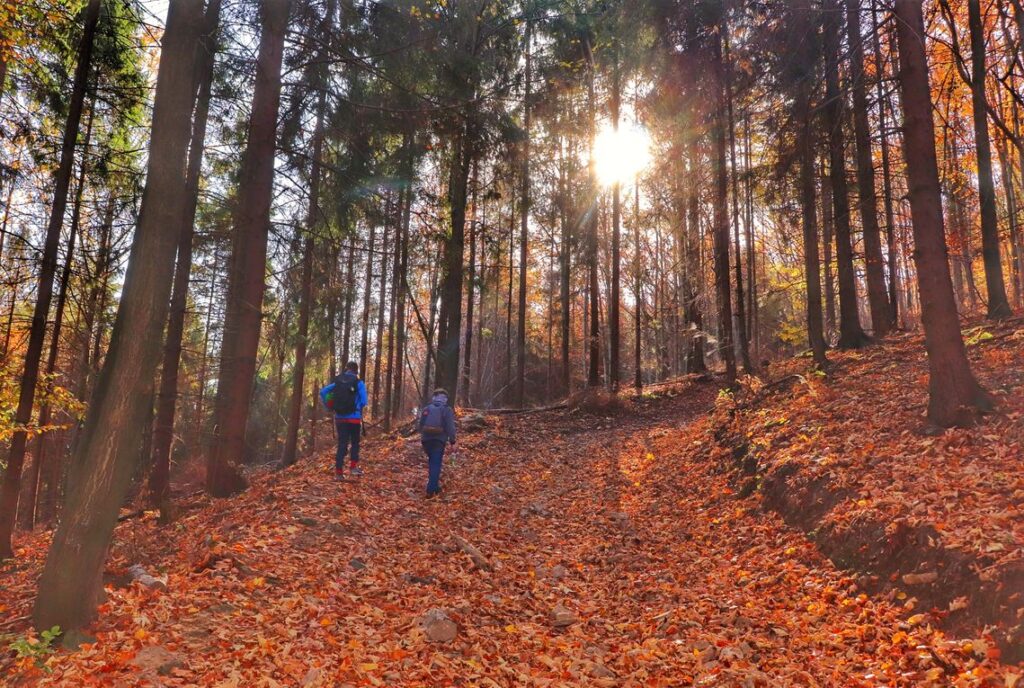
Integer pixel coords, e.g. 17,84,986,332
593,122,652,187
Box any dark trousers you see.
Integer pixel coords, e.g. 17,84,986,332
335,420,361,471
422,439,446,495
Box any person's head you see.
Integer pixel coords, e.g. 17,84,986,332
345,361,359,374
433,388,448,399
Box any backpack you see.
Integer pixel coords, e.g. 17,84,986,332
329,373,359,414
421,402,446,435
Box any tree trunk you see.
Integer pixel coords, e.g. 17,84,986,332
149,0,222,513
281,87,325,467
609,47,622,390
559,135,571,395
436,129,471,399
392,164,412,421
822,161,837,337
0,0,102,561
845,0,893,335
685,135,706,373
966,0,1012,318
823,0,870,349
370,210,391,418
723,21,752,374
892,0,992,426
19,99,94,529
711,29,737,381
359,221,377,378
32,0,205,630
460,161,478,407
515,21,531,405
341,240,355,363
795,0,829,369
634,175,642,389
872,0,901,326
206,0,291,497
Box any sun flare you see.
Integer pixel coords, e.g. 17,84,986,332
593,123,652,187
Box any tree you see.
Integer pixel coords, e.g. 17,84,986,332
892,0,992,426
0,0,102,560
206,0,292,497
710,23,737,381
844,0,893,335
822,0,869,349
515,19,532,406
149,0,223,516
966,0,1012,318
33,0,206,630
794,0,829,369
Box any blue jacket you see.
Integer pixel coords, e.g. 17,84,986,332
418,392,457,444
320,372,367,420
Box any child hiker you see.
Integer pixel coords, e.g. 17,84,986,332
418,388,457,498
320,361,367,481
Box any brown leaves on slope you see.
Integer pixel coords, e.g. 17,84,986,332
0,362,1020,686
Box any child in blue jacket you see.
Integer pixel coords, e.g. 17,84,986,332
320,361,368,481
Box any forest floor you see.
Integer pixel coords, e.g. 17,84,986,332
2,323,1023,687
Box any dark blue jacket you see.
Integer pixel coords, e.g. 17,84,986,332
418,392,456,444
320,372,367,420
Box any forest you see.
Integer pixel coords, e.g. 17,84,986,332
1,0,1023,684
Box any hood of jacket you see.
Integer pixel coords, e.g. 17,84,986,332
430,392,449,406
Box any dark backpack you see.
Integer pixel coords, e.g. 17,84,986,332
421,402,446,435
330,373,359,414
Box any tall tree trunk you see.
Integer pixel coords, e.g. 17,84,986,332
559,135,571,395
609,47,622,390
370,212,391,418
744,112,758,361
795,0,829,369
823,0,870,349
436,129,471,399
892,0,992,426
281,87,326,467
822,162,837,337
967,0,1012,318
0,0,102,560
23,101,95,529
872,0,901,326
845,0,893,335
586,51,602,388
206,0,291,497
723,21,753,374
460,161,478,407
341,241,355,363
392,163,412,421
149,0,222,514
711,29,737,381
634,174,642,389
359,221,377,378
515,21,531,405
384,185,406,425
32,0,205,630
685,135,706,373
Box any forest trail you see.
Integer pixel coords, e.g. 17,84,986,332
2,375,1016,686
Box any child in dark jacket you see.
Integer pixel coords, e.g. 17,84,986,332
418,388,457,497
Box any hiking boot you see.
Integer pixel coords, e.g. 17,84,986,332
334,472,345,482
350,466,364,477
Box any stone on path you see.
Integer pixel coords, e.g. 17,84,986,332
418,608,458,643
131,646,185,676
550,605,578,628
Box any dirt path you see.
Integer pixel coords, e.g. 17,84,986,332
5,381,1011,686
